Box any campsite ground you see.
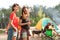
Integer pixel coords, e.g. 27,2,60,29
0,33,41,40
0,27,41,40
0,27,60,40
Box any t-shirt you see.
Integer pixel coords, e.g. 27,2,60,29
10,12,18,29
20,16,29,30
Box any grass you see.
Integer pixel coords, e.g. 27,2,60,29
0,30,5,34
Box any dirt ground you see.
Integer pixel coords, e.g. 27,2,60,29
0,33,41,40
0,27,60,40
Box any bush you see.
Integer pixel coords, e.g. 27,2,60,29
30,16,40,26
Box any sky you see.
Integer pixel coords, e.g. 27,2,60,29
0,0,60,8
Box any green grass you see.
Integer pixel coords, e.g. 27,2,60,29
0,30,4,34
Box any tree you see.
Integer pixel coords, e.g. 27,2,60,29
55,4,60,13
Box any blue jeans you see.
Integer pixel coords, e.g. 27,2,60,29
7,26,14,40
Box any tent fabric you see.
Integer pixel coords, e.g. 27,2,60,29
42,18,52,29
35,18,58,30
35,19,42,30
57,25,60,30
56,25,60,33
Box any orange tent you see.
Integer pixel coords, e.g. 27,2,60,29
35,19,42,30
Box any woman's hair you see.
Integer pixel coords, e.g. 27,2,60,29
12,3,19,11
22,6,27,15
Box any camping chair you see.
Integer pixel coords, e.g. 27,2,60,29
42,29,54,40
45,29,52,37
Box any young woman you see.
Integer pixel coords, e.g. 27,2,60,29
6,3,20,40
19,6,31,40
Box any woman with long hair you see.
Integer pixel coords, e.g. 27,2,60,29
19,6,31,40
6,3,20,40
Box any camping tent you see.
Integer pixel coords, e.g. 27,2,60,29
35,18,58,30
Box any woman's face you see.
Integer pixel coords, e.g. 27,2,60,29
24,8,29,14
14,5,19,12
23,8,29,19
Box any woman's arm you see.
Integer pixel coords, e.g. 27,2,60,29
5,20,11,34
10,13,17,31
5,19,11,31
11,19,17,31
6,23,10,31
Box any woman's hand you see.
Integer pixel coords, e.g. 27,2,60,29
14,27,18,32
5,29,8,34
27,21,31,25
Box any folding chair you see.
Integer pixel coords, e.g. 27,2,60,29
45,29,54,40
45,29,52,37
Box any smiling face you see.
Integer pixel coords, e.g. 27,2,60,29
14,5,19,12
12,4,20,12
22,8,29,19
23,8,28,14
